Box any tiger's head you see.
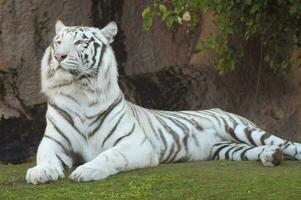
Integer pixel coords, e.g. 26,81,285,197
41,20,119,100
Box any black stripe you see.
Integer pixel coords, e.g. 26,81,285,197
91,42,100,67
89,95,122,125
108,102,125,122
50,81,73,89
129,104,142,125
212,144,231,160
162,111,197,127
158,128,168,162
191,119,203,131
140,135,148,146
56,155,66,168
235,115,250,126
48,102,73,125
226,124,243,143
240,147,255,160
281,141,290,149
225,146,237,160
258,148,265,160
162,144,175,163
156,111,190,159
65,107,85,123
140,126,156,148
201,110,222,127
113,124,136,146
230,146,245,160
154,114,181,163
48,102,85,140
192,134,200,147
88,100,99,107
179,111,212,123
144,112,160,140
101,113,125,147
260,133,271,145
132,106,140,124
155,111,190,152
225,112,240,126
47,116,72,148
231,114,248,126
221,117,244,143
96,45,107,77
44,135,70,156
61,93,81,105
244,127,257,146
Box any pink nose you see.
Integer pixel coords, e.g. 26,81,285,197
54,53,67,61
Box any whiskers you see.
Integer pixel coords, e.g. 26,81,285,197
47,53,98,91
63,56,97,90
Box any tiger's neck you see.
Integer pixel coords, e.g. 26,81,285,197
47,79,122,110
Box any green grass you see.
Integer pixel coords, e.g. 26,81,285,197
0,161,301,200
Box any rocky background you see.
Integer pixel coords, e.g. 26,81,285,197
0,0,301,164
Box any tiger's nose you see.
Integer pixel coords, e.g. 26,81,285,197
54,53,67,62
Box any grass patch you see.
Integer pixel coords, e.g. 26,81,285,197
0,161,301,200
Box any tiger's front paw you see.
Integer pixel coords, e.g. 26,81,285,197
69,164,109,182
260,147,283,167
26,165,64,184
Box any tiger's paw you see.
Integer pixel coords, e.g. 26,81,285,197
69,164,109,182
26,165,64,184
260,147,283,167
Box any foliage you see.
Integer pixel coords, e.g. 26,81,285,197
142,0,203,30
1,161,301,199
142,0,301,75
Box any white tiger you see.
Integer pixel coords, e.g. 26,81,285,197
26,20,301,184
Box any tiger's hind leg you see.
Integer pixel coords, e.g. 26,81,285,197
211,141,283,167
217,124,301,160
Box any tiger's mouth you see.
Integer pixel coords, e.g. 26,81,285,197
68,69,80,77
56,65,80,77
57,65,65,71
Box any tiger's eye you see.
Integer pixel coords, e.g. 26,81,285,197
74,40,83,45
57,41,62,45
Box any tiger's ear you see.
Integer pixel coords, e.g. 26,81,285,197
55,20,66,34
100,21,118,43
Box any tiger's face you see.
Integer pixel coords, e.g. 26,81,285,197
44,20,118,87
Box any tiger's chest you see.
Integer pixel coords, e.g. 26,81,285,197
51,95,109,139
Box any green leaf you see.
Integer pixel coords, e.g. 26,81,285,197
142,7,151,19
251,4,260,13
165,16,175,27
143,18,153,31
162,11,171,21
159,4,167,13
245,0,252,5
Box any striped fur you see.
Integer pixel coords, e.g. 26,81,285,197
26,20,301,184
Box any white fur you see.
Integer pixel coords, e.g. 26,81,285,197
55,20,66,34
